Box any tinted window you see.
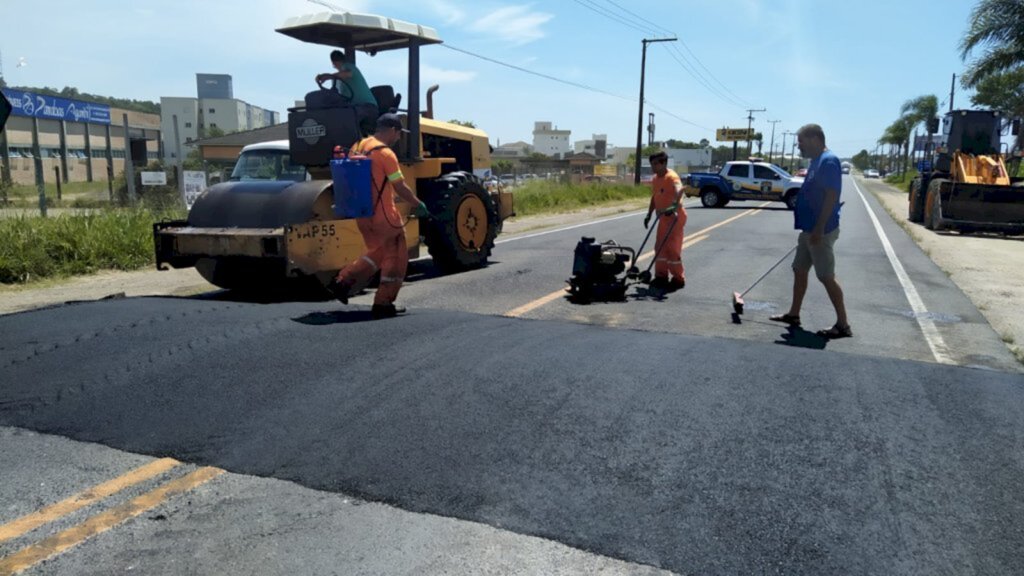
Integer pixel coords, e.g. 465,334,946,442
727,164,749,177
753,165,778,179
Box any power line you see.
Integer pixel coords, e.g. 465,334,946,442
442,44,711,133
442,44,633,102
659,44,747,108
597,0,753,108
570,0,661,37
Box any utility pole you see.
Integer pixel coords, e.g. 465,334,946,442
781,130,792,169
634,36,677,185
745,107,766,156
647,112,655,147
949,73,956,114
767,120,781,163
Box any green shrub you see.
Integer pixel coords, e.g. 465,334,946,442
512,180,649,217
0,207,185,284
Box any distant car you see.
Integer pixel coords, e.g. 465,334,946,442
864,169,880,179
841,166,851,174
582,175,608,184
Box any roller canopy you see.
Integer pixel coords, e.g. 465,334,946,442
188,181,332,228
277,12,442,53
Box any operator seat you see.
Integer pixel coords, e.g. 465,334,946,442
370,85,402,115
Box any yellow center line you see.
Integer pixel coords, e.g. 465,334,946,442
0,467,223,576
504,205,768,318
0,458,180,544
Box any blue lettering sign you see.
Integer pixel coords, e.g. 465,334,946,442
0,89,111,125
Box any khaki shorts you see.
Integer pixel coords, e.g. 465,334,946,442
792,228,839,279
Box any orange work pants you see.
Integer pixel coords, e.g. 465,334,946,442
654,210,686,281
336,219,408,305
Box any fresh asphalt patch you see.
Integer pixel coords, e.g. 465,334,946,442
1,297,1023,574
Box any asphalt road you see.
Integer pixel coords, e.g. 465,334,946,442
1,175,1023,575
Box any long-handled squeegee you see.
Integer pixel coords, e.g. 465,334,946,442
732,245,798,314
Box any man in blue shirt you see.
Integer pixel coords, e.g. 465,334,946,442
770,124,851,339
316,50,379,134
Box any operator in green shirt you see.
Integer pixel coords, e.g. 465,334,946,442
316,49,378,135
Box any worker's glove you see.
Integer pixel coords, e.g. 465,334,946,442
413,201,432,219
643,214,651,229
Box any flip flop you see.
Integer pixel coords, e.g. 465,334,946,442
817,324,853,339
769,313,801,326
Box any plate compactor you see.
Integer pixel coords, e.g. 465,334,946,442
566,214,677,302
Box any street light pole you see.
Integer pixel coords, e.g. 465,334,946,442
634,36,677,185
767,120,781,163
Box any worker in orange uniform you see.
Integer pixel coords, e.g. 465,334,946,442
327,113,430,319
642,151,687,291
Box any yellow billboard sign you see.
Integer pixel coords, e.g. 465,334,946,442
716,128,754,142
594,164,617,177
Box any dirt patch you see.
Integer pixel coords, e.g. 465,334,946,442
0,202,648,316
861,177,1024,365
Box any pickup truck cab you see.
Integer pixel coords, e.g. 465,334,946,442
685,160,804,210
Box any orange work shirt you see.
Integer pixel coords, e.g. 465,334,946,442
651,169,683,212
351,136,405,226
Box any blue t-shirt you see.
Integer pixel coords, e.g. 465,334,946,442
794,150,842,232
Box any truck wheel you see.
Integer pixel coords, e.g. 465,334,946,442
700,188,721,208
784,190,799,211
421,173,499,273
908,178,925,223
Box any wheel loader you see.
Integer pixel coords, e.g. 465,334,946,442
908,109,1024,235
154,11,514,290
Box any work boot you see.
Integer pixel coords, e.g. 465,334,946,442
371,303,407,319
326,278,354,304
649,276,669,290
668,277,686,292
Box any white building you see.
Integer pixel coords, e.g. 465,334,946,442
492,140,533,160
573,133,609,159
160,74,279,162
532,121,571,158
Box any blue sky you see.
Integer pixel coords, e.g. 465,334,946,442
0,0,979,157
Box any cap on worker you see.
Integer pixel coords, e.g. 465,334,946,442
377,113,409,133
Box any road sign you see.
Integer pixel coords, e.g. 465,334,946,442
140,171,167,186
0,91,10,132
183,171,207,210
716,127,754,142
594,164,616,177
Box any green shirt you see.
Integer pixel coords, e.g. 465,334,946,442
334,63,377,107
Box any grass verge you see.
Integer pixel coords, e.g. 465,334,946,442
512,181,650,217
0,206,185,284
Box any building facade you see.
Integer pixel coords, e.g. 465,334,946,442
1,88,161,186
161,74,279,162
573,133,610,159
532,121,571,158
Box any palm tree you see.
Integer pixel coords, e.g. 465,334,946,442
960,0,1024,87
880,117,913,176
900,95,940,163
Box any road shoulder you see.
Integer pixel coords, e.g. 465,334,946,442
859,175,1024,366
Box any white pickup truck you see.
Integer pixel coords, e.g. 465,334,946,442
685,160,805,209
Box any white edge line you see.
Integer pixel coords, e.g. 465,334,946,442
849,177,954,365
495,200,700,245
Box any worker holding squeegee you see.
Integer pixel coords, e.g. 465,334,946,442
643,151,687,292
769,124,852,339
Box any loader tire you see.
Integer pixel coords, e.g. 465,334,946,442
928,186,947,232
421,172,499,274
908,178,925,223
924,178,948,231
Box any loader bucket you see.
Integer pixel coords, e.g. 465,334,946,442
943,183,1024,232
188,180,333,228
